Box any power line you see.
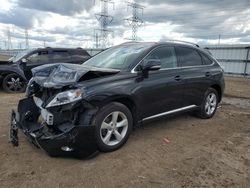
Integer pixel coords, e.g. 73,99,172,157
7,27,12,50
125,1,144,41
218,34,221,45
25,28,29,49
95,0,115,48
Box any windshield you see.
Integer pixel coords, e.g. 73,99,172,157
83,43,152,70
12,49,34,62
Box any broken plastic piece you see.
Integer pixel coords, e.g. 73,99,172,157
163,137,170,144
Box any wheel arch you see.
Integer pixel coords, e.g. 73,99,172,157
210,84,222,102
90,95,138,126
0,71,27,92
0,71,26,81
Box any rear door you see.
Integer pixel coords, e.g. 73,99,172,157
51,50,72,64
70,50,91,64
175,46,211,106
136,46,185,118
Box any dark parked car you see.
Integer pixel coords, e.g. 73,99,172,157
0,47,91,92
9,41,224,158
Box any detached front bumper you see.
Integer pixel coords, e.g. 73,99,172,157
9,97,98,158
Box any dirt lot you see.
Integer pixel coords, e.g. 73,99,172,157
0,76,249,188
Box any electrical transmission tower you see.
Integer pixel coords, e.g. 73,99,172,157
95,0,114,48
125,2,144,41
7,28,12,50
25,28,29,49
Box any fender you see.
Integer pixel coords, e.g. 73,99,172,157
0,63,27,81
86,94,140,123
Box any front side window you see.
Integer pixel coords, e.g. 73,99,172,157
27,51,49,63
176,47,202,67
145,46,177,69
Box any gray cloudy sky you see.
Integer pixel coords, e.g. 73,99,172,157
0,0,249,49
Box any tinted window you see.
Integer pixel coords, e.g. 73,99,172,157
27,51,49,63
145,46,177,69
200,52,213,65
52,51,71,62
71,55,90,62
176,47,202,67
72,50,90,57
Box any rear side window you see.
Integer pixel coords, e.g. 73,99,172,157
175,47,202,67
71,50,90,57
145,46,177,69
52,51,71,62
200,52,213,65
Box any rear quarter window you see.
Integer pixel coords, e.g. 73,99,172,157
200,52,213,65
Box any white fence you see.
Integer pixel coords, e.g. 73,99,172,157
0,48,104,57
1,45,250,76
204,45,250,76
0,49,23,57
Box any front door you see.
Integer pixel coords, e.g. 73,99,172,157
134,46,185,119
23,50,50,79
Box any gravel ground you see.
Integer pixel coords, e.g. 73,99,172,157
0,76,249,188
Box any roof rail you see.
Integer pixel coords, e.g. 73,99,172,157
164,40,199,48
120,41,139,45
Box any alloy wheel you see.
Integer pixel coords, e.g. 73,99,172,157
100,111,128,146
5,75,25,92
205,93,217,115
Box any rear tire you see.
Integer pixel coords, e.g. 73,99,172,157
2,73,26,93
196,88,218,119
94,102,133,152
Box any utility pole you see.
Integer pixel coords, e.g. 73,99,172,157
95,0,114,48
218,34,221,45
43,40,46,47
25,28,29,49
95,32,99,48
125,1,144,41
7,27,12,50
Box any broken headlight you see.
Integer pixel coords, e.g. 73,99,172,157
46,89,83,108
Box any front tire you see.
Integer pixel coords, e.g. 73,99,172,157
196,88,218,119
2,73,26,93
94,102,133,152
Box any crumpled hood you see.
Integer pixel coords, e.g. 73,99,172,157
31,63,119,88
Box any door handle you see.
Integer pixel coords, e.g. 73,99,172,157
174,75,182,81
205,72,211,77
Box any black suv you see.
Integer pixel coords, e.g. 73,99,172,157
0,47,90,92
10,42,224,158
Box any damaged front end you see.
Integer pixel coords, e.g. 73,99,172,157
9,64,109,158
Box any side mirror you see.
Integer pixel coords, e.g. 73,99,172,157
142,59,161,71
